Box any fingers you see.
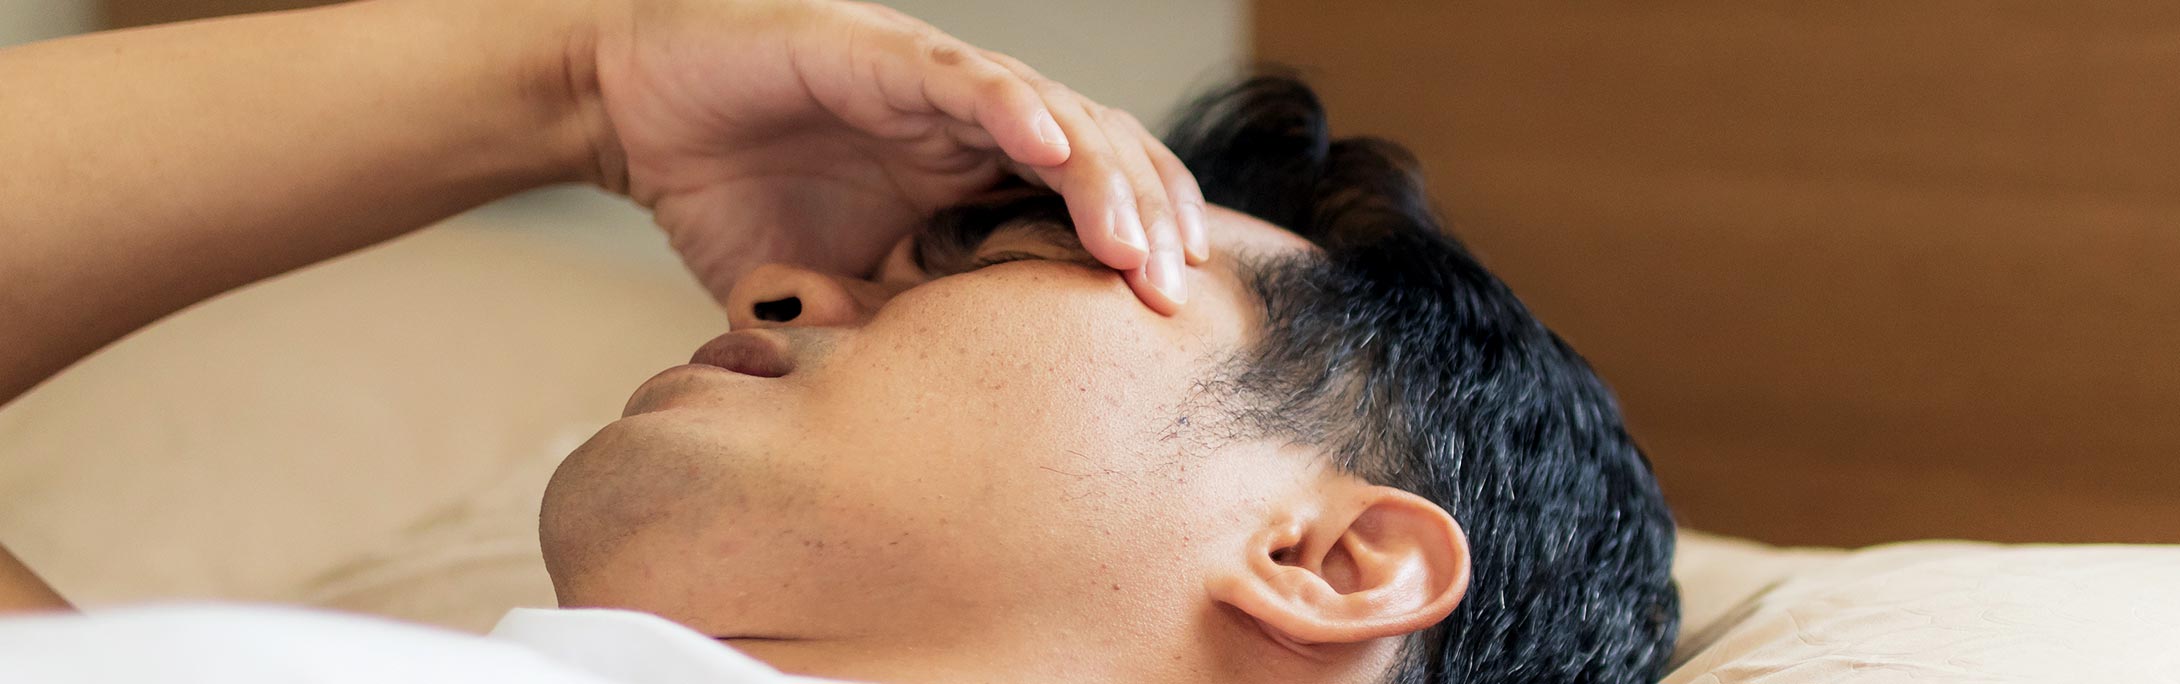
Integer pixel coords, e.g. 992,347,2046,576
974,52,1203,308
859,25,1072,168
1022,86,1156,273
838,6,1206,310
1091,106,1191,308
1110,109,1211,266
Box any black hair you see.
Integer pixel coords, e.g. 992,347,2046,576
1165,74,1680,683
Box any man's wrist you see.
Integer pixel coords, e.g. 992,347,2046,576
526,0,630,194
389,0,625,191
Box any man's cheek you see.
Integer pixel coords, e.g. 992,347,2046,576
843,326,1133,425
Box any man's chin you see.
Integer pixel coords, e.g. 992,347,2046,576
539,414,730,590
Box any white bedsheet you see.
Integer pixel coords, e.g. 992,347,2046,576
0,604,846,683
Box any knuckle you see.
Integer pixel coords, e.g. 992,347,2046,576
1135,186,1174,219
905,33,946,56
1135,185,1172,210
972,69,1022,101
925,40,968,66
1138,206,1180,245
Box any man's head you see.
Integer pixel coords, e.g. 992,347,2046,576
539,75,1678,683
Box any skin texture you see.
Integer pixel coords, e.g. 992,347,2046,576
542,203,1471,684
0,0,1201,611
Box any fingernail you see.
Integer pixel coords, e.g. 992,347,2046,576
1181,202,1210,262
1149,248,1186,304
1034,110,1067,150
1112,203,1149,254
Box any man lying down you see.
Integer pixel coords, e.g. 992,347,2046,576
539,76,1683,683
0,75,1679,683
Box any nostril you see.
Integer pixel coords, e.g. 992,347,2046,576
752,297,803,323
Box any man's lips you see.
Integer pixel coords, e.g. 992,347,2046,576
690,329,795,378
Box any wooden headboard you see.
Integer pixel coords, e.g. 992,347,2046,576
1256,1,2180,546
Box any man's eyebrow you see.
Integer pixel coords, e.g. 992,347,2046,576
989,218,1087,252
914,191,1088,270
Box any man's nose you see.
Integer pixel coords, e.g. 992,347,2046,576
724,263,888,330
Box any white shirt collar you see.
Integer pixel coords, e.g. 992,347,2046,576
490,607,851,684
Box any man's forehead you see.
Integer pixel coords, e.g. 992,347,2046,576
1203,203,1315,258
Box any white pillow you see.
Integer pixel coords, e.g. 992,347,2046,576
1668,535,2180,683
0,210,719,622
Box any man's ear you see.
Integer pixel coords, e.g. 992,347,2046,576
1206,485,1469,647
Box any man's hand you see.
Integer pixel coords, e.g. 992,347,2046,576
581,0,1209,311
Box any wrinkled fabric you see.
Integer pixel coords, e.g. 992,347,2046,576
0,604,847,683
1667,543,2180,684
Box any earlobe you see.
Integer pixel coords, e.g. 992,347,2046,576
1207,486,1470,649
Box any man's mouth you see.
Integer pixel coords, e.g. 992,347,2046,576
691,329,796,378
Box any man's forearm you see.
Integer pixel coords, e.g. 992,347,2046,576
0,0,604,405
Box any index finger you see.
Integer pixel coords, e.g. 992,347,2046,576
852,19,1074,168
975,52,1210,312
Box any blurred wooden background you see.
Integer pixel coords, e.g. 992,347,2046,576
1259,1,2180,546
